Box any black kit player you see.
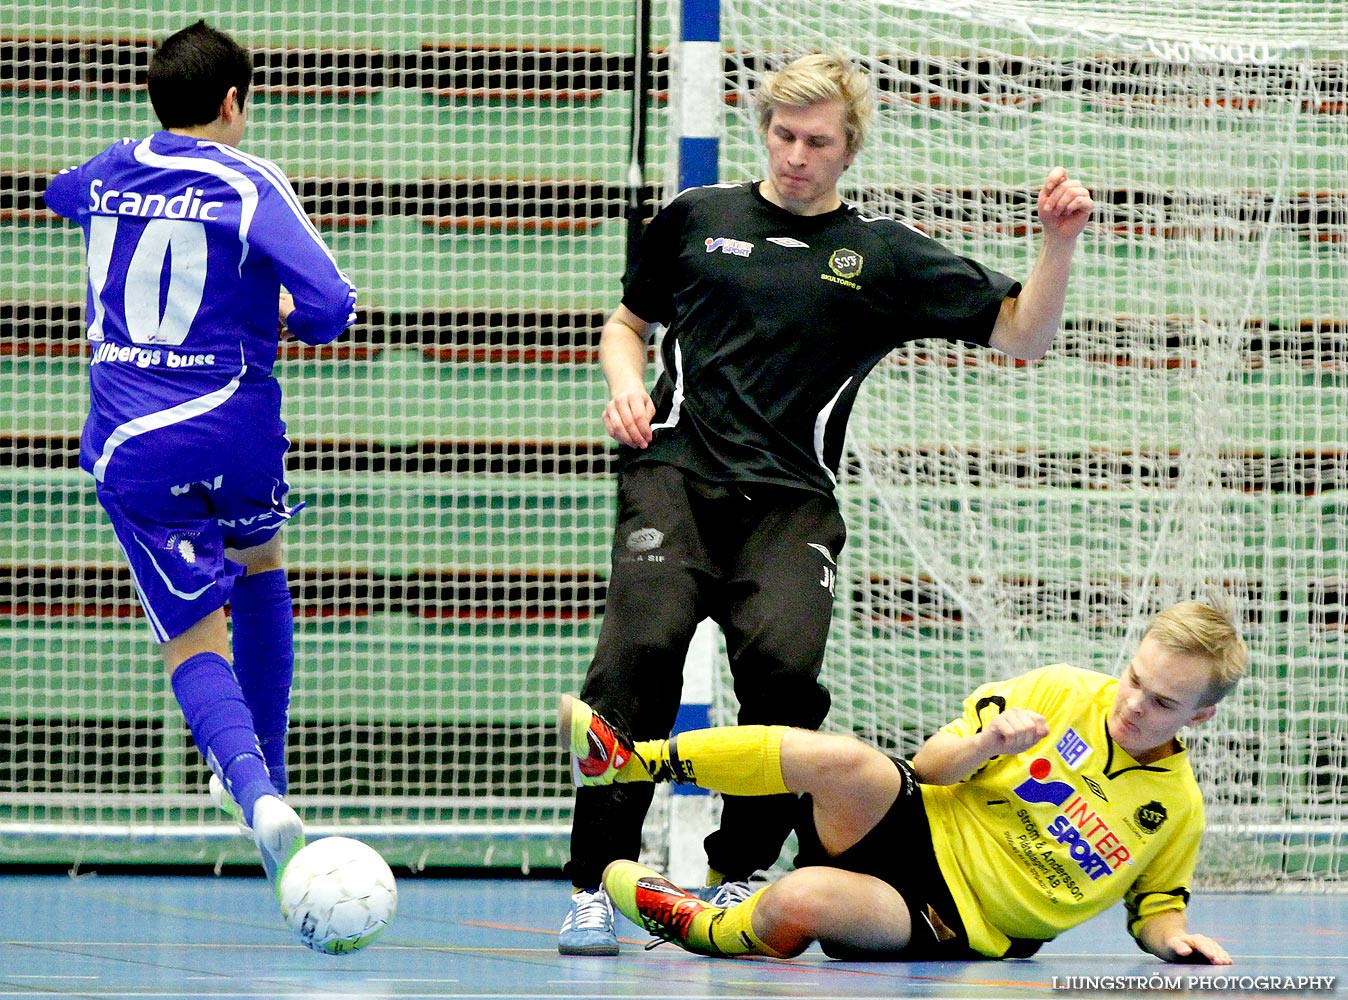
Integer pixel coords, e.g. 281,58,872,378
558,51,1094,954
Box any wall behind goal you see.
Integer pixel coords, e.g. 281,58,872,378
712,0,1347,888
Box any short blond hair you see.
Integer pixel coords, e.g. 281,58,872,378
1144,601,1249,705
756,52,874,157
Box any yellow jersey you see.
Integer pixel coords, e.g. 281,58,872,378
922,663,1204,957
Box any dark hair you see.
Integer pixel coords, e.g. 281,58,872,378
147,20,253,129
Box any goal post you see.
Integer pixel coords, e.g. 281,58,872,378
708,0,1348,888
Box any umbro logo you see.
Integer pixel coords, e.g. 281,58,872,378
767,236,810,248
1081,774,1108,801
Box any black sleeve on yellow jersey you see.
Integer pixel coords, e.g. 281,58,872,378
972,695,1007,732
1125,886,1192,943
958,694,1009,777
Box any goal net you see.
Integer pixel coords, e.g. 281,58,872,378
1,0,1344,891
712,0,1346,888
0,1,662,870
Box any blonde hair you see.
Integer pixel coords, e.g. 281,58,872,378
1144,601,1249,705
755,52,875,157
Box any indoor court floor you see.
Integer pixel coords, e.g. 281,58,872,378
1,874,1345,999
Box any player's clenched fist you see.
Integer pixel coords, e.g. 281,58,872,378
1037,166,1094,243
603,389,656,449
980,707,1050,757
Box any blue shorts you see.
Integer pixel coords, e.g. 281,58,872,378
95,467,303,643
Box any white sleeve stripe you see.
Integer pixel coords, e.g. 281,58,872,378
211,143,351,281
210,142,308,218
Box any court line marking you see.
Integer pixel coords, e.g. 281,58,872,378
0,995,949,999
6,941,1344,965
546,980,640,985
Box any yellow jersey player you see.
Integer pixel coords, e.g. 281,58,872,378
562,601,1245,964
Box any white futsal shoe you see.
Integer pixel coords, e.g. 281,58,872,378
209,773,305,886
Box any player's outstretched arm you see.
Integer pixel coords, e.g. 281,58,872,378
251,172,357,346
600,304,656,449
911,708,1049,785
1136,910,1232,965
988,166,1094,361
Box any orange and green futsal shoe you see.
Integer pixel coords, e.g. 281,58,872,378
560,695,636,787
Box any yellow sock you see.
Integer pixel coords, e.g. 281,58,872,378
621,725,790,796
689,888,789,958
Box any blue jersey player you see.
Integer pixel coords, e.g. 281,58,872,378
43,21,356,884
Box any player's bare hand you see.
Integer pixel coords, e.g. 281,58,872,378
1037,166,1093,243
1164,932,1231,966
980,708,1050,757
603,389,656,448
278,292,296,340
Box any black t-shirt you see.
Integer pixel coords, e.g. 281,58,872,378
620,181,1020,495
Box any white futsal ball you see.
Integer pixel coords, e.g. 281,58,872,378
278,836,398,954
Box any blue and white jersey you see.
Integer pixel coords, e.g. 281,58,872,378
44,132,357,486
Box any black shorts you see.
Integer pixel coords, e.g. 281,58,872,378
794,757,1042,961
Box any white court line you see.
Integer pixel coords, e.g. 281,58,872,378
0,941,567,951
546,980,639,985
179,981,305,986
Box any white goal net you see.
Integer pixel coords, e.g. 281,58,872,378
1,0,1344,891
0,1,663,870
713,0,1347,888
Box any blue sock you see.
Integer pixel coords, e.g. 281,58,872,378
171,651,275,828
229,568,295,796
